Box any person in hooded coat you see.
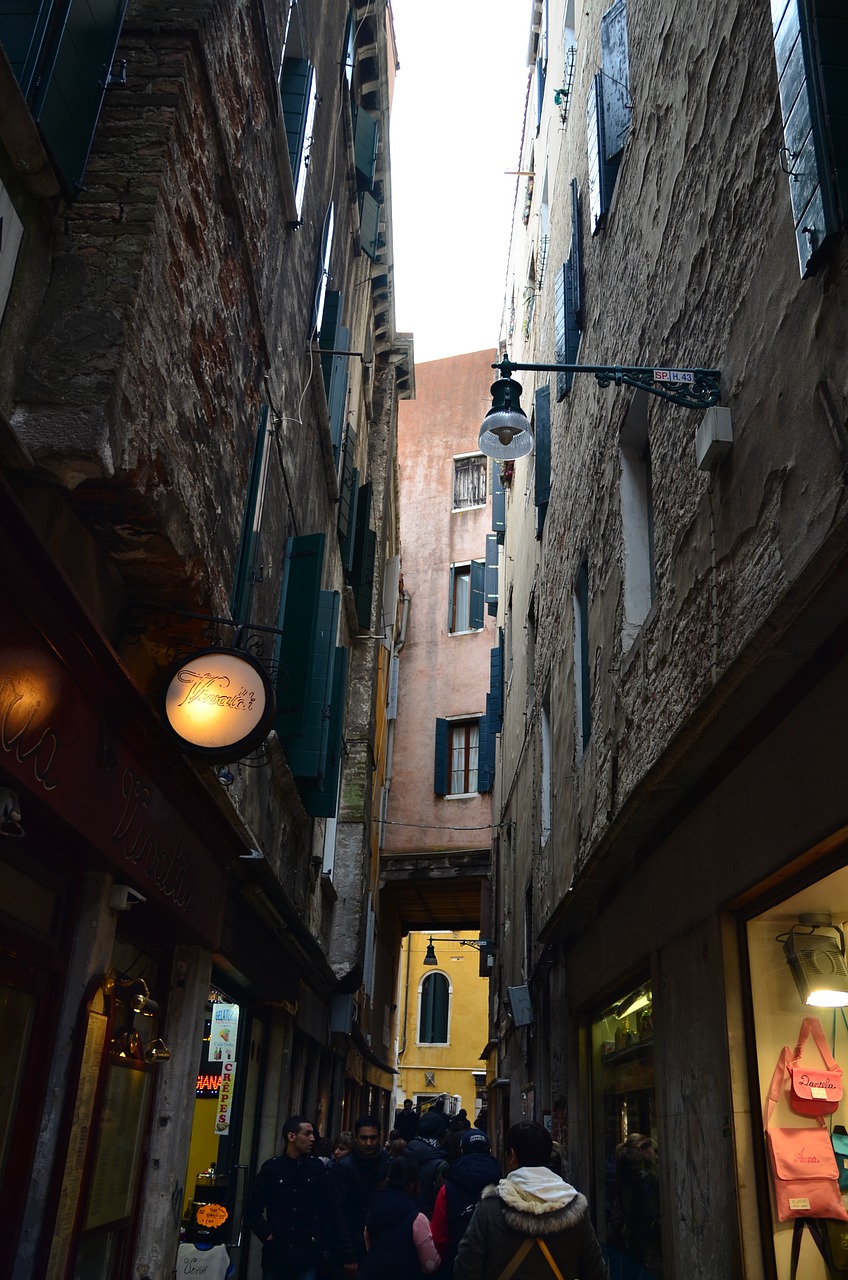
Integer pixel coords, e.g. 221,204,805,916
430,1128,501,1275
403,1109,449,1216
360,1153,442,1280
454,1121,609,1280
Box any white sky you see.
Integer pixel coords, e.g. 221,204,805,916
389,0,532,364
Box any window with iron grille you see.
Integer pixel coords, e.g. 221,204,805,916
453,455,488,510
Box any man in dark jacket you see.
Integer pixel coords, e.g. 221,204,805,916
431,1127,501,1273
329,1115,391,1276
404,1109,448,1216
454,1121,609,1280
246,1114,330,1280
395,1097,419,1142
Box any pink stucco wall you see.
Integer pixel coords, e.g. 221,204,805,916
384,350,496,856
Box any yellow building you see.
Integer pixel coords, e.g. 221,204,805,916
395,931,490,1120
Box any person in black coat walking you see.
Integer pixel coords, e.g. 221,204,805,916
329,1115,391,1276
404,1110,448,1217
430,1128,501,1274
246,1114,330,1280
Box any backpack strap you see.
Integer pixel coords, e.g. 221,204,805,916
537,1239,566,1280
764,1046,791,1129
495,1238,534,1280
494,1237,566,1280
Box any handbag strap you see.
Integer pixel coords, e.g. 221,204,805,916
791,1218,838,1280
795,1016,840,1072
764,1046,791,1128
494,1237,565,1280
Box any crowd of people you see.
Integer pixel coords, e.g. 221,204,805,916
239,1100,611,1280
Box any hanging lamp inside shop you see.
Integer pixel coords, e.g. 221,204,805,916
781,915,848,1007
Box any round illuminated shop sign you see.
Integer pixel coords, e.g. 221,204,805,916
162,648,275,760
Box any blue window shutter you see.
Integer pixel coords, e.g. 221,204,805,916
337,427,357,542
319,289,342,392
535,385,551,538
772,0,847,275
478,714,491,793
350,481,373,580
554,263,570,401
434,718,449,795
17,0,129,193
536,56,547,134
353,105,379,191
448,565,456,632
485,533,499,616
601,0,630,162
489,643,504,728
230,406,272,625
359,190,382,259
275,532,325,739
469,559,485,630
570,178,584,325
283,590,339,780
280,57,316,214
492,463,506,540
320,296,349,465
300,645,349,818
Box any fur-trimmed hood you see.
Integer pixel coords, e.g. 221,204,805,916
481,1167,589,1237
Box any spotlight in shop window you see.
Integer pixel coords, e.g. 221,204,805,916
144,1037,172,1062
780,915,848,1007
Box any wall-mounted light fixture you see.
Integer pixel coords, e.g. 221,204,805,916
780,915,848,1007
478,354,722,461
102,970,171,1061
423,937,438,966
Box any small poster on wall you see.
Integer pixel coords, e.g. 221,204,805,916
210,1002,239,1061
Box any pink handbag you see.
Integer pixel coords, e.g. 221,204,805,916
789,1016,843,1117
764,1046,848,1222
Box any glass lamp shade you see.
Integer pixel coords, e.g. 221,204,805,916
478,375,534,461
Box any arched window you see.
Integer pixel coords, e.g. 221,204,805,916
419,972,450,1044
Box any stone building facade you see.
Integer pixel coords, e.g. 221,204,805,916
0,1,411,1277
488,0,848,1277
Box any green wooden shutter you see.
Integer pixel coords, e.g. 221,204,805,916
280,56,316,213
420,972,449,1041
772,0,848,275
535,385,551,538
485,533,499,617
337,426,357,542
275,532,325,739
353,104,379,191
339,470,360,574
359,190,382,259
2,0,51,92
350,481,372,582
492,463,506,541
283,590,339,780
300,645,349,818
320,292,349,463
230,406,272,625
16,0,129,193
434,718,449,795
354,530,377,630
469,559,485,630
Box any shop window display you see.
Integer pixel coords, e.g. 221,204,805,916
590,981,662,1279
748,875,848,1280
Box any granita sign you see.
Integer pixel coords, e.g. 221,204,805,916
162,648,275,760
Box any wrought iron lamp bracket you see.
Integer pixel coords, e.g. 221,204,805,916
493,355,721,411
